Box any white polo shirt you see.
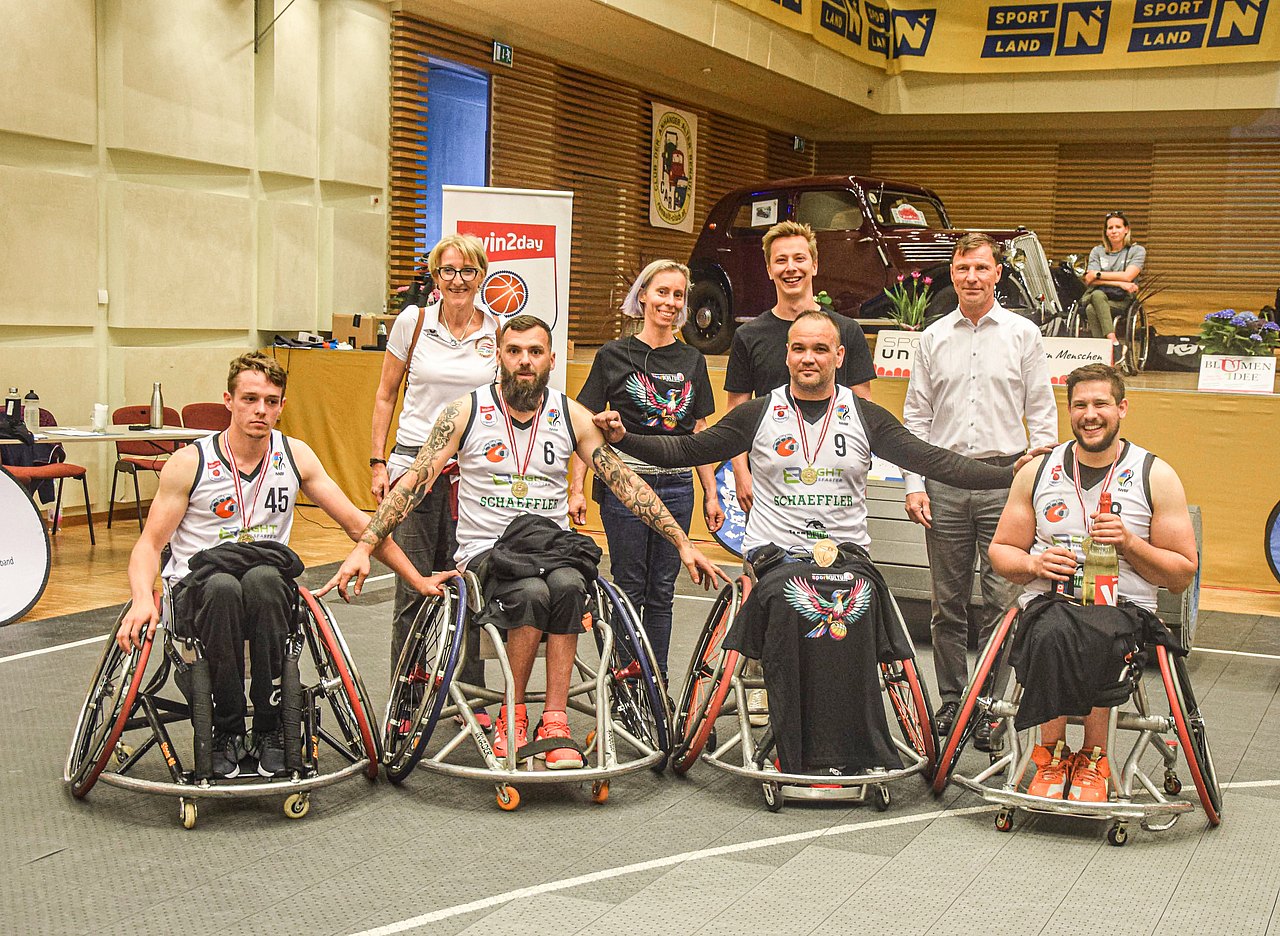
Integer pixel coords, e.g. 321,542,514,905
387,301,499,481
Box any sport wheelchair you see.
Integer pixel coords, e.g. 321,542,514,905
65,585,380,829
671,573,938,812
381,572,671,810
933,605,1221,845
1045,292,1149,375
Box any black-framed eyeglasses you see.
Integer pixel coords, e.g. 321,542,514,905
1104,211,1128,222
437,265,480,282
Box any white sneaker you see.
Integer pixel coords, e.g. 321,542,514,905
747,688,769,727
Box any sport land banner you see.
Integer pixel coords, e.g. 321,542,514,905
724,0,1280,73
650,104,697,233
441,186,573,391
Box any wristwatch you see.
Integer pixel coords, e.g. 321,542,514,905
369,457,387,467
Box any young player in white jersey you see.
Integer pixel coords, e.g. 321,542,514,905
119,352,429,779
325,316,728,769
990,363,1198,803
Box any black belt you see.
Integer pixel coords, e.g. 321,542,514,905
392,444,420,457
976,453,1023,467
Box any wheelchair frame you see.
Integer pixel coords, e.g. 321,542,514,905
380,572,672,810
1048,294,1150,374
933,606,1222,846
672,575,939,812
64,584,381,829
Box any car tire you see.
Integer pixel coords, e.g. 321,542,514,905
682,280,734,355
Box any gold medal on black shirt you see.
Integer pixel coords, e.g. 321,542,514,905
813,538,838,567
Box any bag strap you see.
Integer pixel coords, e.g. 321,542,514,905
403,306,427,377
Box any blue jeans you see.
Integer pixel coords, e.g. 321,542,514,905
599,471,694,677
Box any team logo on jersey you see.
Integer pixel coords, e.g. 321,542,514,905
1050,464,1063,484
772,403,790,422
211,495,237,519
476,335,496,358
625,373,691,430
479,405,496,426
785,575,870,640
271,452,284,473
835,403,851,423
1044,498,1069,523
774,435,798,456
784,466,843,484
207,459,223,480
484,440,509,463
545,407,561,428
1116,468,1134,490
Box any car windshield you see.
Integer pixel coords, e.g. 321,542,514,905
867,188,948,228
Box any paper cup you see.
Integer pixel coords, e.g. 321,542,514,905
92,403,108,432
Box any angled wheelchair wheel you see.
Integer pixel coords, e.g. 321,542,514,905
299,588,381,779
593,579,672,771
66,600,157,798
883,657,938,780
671,577,748,775
933,606,1018,795
1159,646,1222,826
1125,301,1149,373
382,579,464,783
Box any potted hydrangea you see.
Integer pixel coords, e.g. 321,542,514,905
1197,309,1279,393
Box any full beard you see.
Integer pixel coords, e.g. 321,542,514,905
1074,423,1120,453
500,364,550,412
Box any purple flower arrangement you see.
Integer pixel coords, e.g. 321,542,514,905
1199,309,1280,357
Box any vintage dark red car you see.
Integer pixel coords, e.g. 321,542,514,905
682,174,1079,353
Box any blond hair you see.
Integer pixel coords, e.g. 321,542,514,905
427,233,489,278
762,221,818,265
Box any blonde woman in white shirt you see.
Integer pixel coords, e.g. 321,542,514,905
371,234,499,720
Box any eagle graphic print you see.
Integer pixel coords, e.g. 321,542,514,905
783,576,871,640
624,372,692,430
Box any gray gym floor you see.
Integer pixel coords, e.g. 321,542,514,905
4,565,1280,936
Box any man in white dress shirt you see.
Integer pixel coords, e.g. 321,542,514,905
903,232,1058,748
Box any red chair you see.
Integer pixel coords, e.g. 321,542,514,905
180,402,230,432
108,404,182,532
5,408,95,544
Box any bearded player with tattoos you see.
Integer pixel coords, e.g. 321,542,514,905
324,315,728,767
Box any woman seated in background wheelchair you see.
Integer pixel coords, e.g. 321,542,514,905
1081,211,1146,349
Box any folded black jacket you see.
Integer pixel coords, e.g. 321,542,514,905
481,514,602,583
183,541,305,590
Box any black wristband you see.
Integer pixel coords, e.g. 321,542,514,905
369,457,387,467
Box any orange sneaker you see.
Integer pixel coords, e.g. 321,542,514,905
1027,740,1073,799
535,710,584,770
491,704,528,761
1067,747,1111,803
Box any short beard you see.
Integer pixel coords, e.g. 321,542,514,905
1075,424,1120,453
499,363,549,412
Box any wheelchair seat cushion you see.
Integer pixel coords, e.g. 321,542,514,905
1009,593,1183,731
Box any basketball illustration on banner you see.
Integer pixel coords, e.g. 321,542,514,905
481,270,528,317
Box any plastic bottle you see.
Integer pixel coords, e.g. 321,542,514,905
4,387,19,421
1082,491,1120,606
23,390,39,432
149,382,164,429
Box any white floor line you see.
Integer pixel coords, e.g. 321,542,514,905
346,804,996,936
0,634,109,664
1193,647,1280,662
675,594,717,603
1222,779,1280,789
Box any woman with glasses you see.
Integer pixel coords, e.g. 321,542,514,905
571,260,723,678
371,233,499,721
1081,211,1146,348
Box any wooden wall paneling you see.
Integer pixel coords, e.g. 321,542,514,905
387,36,428,295
1050,143,1153,261
490,56,558,190
766,130,815,180
814,141,872,175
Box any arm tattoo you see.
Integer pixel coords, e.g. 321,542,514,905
361,400,460,546
591,444,687,549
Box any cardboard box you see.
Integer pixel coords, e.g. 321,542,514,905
331,313,377,349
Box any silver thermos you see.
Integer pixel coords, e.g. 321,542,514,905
149,382,164,429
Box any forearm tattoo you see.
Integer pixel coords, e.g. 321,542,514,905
361,401,459,546
591,444,687,549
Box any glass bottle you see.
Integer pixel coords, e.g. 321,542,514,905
1082,491,1120,606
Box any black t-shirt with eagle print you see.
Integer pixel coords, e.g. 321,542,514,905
578,335,715,436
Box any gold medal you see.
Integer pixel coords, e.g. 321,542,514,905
800,465,818,485
813,538,838,567
511,479,529,498
237,530,254,543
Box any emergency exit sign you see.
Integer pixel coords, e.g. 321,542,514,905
492,40,513,67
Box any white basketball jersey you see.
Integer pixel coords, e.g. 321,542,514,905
743,386,872,555
453,385,576,569
1024,440,1157,610
163,431,300,583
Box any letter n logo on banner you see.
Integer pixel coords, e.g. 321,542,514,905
1208,0,1268,47
893,8,937,56
1057,1,1110,54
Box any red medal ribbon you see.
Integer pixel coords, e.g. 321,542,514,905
786,389,837,468
224,431,271,536
494,388,545,485
1069,441,1121,536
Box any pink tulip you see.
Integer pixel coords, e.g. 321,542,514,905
924,276,933,285
896,274,905,283
911,270,920,279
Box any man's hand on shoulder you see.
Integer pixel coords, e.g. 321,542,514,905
1015,447,1054,475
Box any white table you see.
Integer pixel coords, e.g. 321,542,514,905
0,426,211,445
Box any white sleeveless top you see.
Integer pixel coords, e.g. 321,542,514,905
1023,439,1157,610
163,431,300,583
453,385,576,569
744,385,872,554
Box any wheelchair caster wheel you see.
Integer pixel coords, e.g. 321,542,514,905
114,742,134,765
284,793,310,819
706,727,718,754
763,781,783,812
874,785,891,811
496,785,520,811
591,781,609,804
179,798,197,830
1107,823,1128,847
1164,772,1182,795
994,809,1014,833
585,729,596,749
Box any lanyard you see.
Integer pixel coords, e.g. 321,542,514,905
1069,442,1120,535
224,432,270,536
787,389,837,468
495,389,544,483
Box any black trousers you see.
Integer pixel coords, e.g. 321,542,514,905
175,565,291,735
